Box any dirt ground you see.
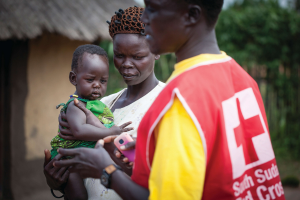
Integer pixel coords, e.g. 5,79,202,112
283,187,300,200
18,187,300,200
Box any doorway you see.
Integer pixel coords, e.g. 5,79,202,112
0,40,14,200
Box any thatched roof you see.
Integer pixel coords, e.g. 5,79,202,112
0,0,138,41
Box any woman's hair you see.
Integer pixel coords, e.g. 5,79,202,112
107,6,145,38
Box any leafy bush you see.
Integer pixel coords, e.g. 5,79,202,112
281,176,300,187
216,0,300,159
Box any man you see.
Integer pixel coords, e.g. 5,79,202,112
54,0,285,199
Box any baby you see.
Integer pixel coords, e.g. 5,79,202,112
50,44,132,199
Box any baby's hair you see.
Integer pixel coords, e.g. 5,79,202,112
107,6,145,38
71,44,108,71
182,0,223,26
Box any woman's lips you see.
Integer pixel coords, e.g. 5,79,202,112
122,74,137,80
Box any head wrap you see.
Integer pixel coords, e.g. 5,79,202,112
107,6,145,38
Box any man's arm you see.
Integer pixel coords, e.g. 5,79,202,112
53,141,149,200
149,97,206,200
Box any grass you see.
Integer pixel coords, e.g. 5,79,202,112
276,156,300,186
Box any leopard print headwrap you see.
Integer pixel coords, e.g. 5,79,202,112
107,6,145,38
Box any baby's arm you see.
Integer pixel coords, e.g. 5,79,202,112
66,101,132,141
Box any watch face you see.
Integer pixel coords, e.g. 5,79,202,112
101,174,109,187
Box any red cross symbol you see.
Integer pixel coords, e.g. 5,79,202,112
234,98,265,165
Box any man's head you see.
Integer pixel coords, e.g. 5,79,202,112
182,0,224,26
141,0,223,55
70,45,109,100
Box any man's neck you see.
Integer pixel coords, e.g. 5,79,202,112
175,29,220,63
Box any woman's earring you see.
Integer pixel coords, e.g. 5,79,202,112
155,55,160,60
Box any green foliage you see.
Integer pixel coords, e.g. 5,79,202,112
281,175,300,187
154,53,176,82
216,0,300,158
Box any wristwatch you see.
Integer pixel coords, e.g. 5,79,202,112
100,164,122,188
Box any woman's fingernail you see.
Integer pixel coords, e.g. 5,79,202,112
120,146,125,150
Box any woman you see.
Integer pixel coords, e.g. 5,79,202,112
43,6,165,200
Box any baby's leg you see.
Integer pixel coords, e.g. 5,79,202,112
64,172,88,200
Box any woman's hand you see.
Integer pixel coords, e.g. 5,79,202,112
43,149,70,190
53,140,114,179
58,111,71,135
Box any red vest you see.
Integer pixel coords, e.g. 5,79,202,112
131,57,285,200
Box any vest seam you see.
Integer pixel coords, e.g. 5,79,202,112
146,88,177,170
174,89,208,163
168,57,232,83
146,88,208,170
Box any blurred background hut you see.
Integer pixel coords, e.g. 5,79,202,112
0,0,136,199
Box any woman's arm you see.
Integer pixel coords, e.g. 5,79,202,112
53,141,149,200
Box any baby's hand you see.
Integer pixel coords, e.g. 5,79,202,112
110,122,133,135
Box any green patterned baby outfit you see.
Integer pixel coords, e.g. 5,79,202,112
50,97,114,159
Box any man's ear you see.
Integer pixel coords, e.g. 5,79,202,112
184,4,202,26
69,71,77,86
154,55,160,60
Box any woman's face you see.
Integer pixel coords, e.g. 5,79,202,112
113,34,158,86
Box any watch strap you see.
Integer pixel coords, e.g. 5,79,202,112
105,164,122,175
101,164,122,189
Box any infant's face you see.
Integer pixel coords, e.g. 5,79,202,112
75,53,109,100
